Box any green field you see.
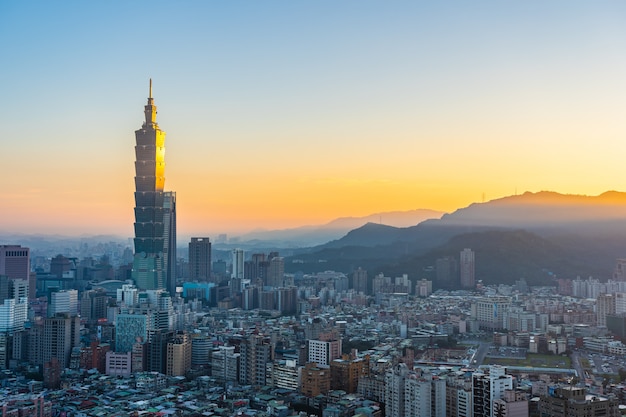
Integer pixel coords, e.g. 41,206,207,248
484,353,571,368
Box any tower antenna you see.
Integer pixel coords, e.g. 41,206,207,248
149,78,153,98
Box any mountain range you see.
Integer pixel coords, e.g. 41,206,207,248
284,191,626,287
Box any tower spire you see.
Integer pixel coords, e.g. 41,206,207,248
144,78,157,127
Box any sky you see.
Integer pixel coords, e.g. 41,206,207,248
1,1,626,238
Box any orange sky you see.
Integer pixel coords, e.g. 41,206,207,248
1,2,626,238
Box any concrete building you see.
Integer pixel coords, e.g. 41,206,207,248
189,237,212,282
106,351,132,377
460,248,475,289
231,249,244,280
472,297,511,330
472,366,513,417
166,331,191,376
211,345,239,383
115,313,148,353
301,362,330,397
353,268,368,294
492,390,528,417
308,338,342,367
39,314,81,369
539,386,619,417
0,246,30,282
48,289,78,317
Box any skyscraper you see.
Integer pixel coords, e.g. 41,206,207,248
189,237,212,282
163,191,177,294
132,80,172,291
460,248,475,289
0,245,30,281
231,249,244,280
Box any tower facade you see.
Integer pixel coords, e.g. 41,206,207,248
132,80,168,291
189,237,212,282
0,245,30,281
460,248,475,289
163,191,177,295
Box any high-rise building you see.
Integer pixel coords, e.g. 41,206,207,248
116,313,148,353
267,256,284,288
189,238,212,282
460,248,475,289
597,293,616,327
472,366,513,417
40,314,81,369
132,80,170,291
436,256,458,289
48,289,78,317
308,338,342,367
353,268,368,295
0,245,30,281
163,191,177,295
231,249,244,280
166,331,191,376
384,364,446,417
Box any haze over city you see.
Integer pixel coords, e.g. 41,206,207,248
1,1,626,237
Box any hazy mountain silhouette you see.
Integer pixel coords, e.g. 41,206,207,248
233,209,443,247
286,191,626,286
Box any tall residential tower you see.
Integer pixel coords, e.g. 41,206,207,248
132,80,175,291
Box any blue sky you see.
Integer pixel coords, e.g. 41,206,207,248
1,1,625,236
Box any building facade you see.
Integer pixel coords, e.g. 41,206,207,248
132,80,170,291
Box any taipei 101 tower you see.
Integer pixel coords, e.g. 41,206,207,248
132,80,176,292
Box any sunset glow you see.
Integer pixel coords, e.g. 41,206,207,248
1,2,625,238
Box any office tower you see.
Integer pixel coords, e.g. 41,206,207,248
189,238,211,282
116,313,148,353
614,258,626,281
0,245,30,281
80,288,108,324
0,278,28,331
41,314,81,369
210,345,239,382
472,366,513,417
48,289,78,317
146,329,173,374
460,248,475,289
436,256,458,288
472,296,511,331
597,293,617,327
266,256,284,288
166,331,191,376
239,334,273,386
191,335,212,368
50,255,74,278
231,249,244,280
353,268,368,294
132,80,168,291
163,191,177,295
308,338,342,367
416,279,433,297
384,364,446,417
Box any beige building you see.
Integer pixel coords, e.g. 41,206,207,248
301,362,330,397
166,332,191,376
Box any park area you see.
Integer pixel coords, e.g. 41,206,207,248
485,353,571,369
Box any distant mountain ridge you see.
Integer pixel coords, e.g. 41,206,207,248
286,191,626,286
232,209,444,247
